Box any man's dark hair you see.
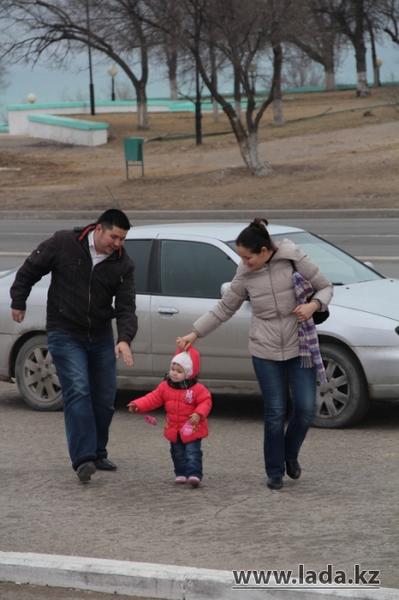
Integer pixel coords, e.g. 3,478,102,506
97,209,131,231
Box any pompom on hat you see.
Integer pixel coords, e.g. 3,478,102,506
171,351,194,378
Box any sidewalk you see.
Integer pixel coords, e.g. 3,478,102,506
1,552,399,600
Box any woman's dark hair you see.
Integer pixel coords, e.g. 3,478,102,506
97,208,131,231
236,218,275,254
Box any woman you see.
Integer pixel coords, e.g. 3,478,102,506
177,218,333,490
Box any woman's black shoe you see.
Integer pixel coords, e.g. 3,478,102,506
286,459,301,479
266,477,283,490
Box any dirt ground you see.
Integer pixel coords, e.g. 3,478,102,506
1,87,399,211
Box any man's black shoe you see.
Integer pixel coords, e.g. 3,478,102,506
266,477,283,490
286,459,301,479
95,458,117,471
76,461,96,483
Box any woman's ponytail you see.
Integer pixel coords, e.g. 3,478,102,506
236,217,275,253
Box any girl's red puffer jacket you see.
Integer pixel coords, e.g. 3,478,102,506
129,346,212,444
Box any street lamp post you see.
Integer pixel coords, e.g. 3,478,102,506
194,59,202,146
375,58,383,87
86,0,95,115
107,65,118,101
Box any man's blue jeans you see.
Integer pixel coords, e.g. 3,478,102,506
252,356,316,479
170,437,203,479
47,331,116,470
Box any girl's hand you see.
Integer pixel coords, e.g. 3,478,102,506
189,412,201,431
127,401,138,413
176,332,197,350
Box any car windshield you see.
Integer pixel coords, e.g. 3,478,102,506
228,231,383,285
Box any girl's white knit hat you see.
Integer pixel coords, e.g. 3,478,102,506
171,351,193,378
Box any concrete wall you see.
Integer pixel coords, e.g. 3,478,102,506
7,101,170,135
28,119,108,146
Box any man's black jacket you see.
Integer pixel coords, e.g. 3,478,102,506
10,225,138,344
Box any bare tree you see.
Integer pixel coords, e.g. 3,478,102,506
365,12,382,86
288,0,345,91
144,0,299,175
381,0,399,45
283,46,324,88
0,0,153,128
319,0,372,97
161,34,179,100
152,0,184,100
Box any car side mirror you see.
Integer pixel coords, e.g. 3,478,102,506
363,261,375,269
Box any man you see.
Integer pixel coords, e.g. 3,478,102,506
10,209,137,483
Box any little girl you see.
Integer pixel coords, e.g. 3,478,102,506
127,346,212,488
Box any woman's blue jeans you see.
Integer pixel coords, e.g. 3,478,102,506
252,356,316,479
47,331,116,470
170,437,203,479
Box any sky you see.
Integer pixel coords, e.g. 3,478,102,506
1,40,399,119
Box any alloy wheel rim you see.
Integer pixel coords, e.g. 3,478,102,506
316,357,350,420
22,345,61,404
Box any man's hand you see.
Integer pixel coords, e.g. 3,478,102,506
115,341,134,367
12,309,25,323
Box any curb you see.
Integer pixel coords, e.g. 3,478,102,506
0,552,398,600
1,208,399,220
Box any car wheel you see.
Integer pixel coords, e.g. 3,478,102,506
15,335,63,411
314,342,369,428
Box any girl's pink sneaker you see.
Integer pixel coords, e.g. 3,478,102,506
175,476,187,484
188,476,200,488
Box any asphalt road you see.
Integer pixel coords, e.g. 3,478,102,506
1,382,399,590
0,216,399,278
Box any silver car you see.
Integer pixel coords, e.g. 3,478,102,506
1,222,398,428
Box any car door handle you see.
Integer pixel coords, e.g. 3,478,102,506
158,306,179,315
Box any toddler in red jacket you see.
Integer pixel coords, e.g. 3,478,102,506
127,347,212,488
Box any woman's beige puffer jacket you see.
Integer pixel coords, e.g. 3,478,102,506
193,239,333,361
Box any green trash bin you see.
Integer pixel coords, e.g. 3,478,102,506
124,137,144,178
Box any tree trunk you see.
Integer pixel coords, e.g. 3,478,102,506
239,131,272,175
234,65,242,116
169,77,178,100
167,44,178,100
373,65,381,88
136,84,149,129
229,116,271,175
272,42,284,125
273,98,284,125
212,98,219,123
356,71,368,97
368,21,381,88
324,69,336,91
354,0,369,97
209,41,219,122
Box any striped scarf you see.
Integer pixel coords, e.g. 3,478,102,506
292,271,327,384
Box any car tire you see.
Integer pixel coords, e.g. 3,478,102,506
15,334,63,411
314,342,369,428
